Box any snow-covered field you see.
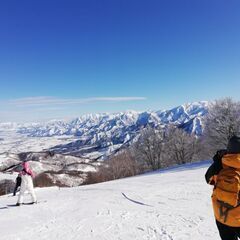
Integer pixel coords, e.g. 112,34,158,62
0,129,77,163
0,161,219,240
0,129,77,153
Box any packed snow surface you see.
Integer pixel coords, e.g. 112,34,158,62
0,161,219,240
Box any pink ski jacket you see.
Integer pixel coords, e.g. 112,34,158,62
21,162,35,178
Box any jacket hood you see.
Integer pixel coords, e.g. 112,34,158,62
227,135,240,154
222,154,240,169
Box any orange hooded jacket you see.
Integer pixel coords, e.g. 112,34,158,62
212,154,240,227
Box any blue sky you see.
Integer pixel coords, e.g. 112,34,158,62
0,0,240,122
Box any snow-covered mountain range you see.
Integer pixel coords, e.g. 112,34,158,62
0,101,209,191
0,101,209,160
17,101,208,137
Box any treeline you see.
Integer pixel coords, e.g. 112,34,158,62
86,98,240,184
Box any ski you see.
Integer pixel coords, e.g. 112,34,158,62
6,200,47,208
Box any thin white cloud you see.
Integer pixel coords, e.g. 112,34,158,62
7,96,147,107
0,96,147,122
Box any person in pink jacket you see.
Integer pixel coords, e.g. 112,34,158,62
16,161,37,206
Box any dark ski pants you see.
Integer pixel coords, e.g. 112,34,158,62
13,185,18,196
13,177,21,196
216,220,240,240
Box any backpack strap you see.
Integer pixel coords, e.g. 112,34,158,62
218,201,235,223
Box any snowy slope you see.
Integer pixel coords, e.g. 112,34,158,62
0,161,219,240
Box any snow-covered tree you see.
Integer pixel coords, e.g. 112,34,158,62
202,98,240,156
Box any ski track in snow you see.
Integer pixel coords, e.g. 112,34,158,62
121,192,154,207
0,162,219,240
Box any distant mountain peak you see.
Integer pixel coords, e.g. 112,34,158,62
4,101,208,159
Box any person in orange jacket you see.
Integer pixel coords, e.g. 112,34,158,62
206,136,240,240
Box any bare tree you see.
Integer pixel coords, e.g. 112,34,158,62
202,98,240,157
164,126,199,165
85,150,139,184
133,127,165,170
106,150,139,180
